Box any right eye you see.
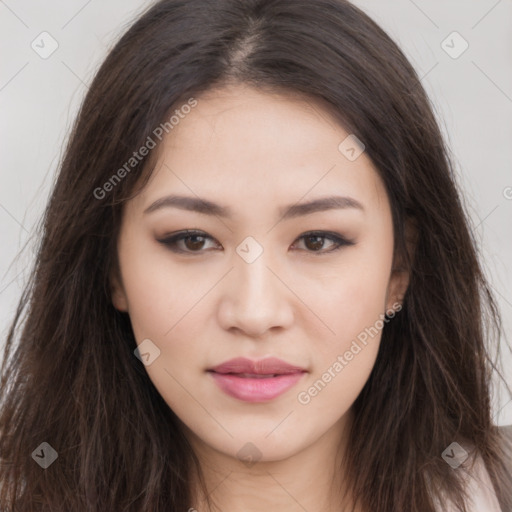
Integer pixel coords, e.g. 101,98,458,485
157,230,220,254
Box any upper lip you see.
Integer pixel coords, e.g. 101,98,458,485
208,357,306,375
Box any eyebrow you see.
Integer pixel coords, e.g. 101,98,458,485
143,194,364,219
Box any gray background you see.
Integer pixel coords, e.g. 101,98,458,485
1,0,511,424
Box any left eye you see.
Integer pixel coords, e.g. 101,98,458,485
291,231,354,252
157,230,354,254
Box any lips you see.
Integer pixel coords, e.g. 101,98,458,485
208,357,306,376
207,357,307,402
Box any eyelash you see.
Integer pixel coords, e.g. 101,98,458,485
157,230,355,255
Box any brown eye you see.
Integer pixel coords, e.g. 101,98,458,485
182,234,207,251
157,230,219,254
303,234,326,251
292,231,355,253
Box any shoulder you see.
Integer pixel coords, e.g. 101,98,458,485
445,438,504,512
461,448,502,511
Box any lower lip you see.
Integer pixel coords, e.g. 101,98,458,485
208,371,306,402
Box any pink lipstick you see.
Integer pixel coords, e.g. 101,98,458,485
207,357,307,402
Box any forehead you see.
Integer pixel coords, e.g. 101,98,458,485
130,84,389,217
166,84,347,158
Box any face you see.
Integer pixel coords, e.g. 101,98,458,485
111,83,408,464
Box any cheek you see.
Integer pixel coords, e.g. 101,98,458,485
117,235,217,358
308,247,393,352
118,235,207,340
118,246,210,411
295,286,387,419
298,235,393,406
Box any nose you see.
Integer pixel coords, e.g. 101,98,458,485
217,250,294,338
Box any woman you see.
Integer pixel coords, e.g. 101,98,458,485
1,0,511,510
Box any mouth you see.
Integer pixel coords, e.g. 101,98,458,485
206,357,307,402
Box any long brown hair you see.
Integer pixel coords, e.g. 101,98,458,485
1,0,511,510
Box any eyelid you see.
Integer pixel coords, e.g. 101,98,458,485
157,229,355,255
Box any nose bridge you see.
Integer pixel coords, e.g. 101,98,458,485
217,237,294,336
234,242,277,304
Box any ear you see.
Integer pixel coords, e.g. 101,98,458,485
109,264,129,312
386,218,417,311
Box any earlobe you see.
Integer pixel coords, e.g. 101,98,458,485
109,268,129,312
386,268,409,312
386,217,417,311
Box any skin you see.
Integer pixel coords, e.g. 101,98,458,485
111,83,409,512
